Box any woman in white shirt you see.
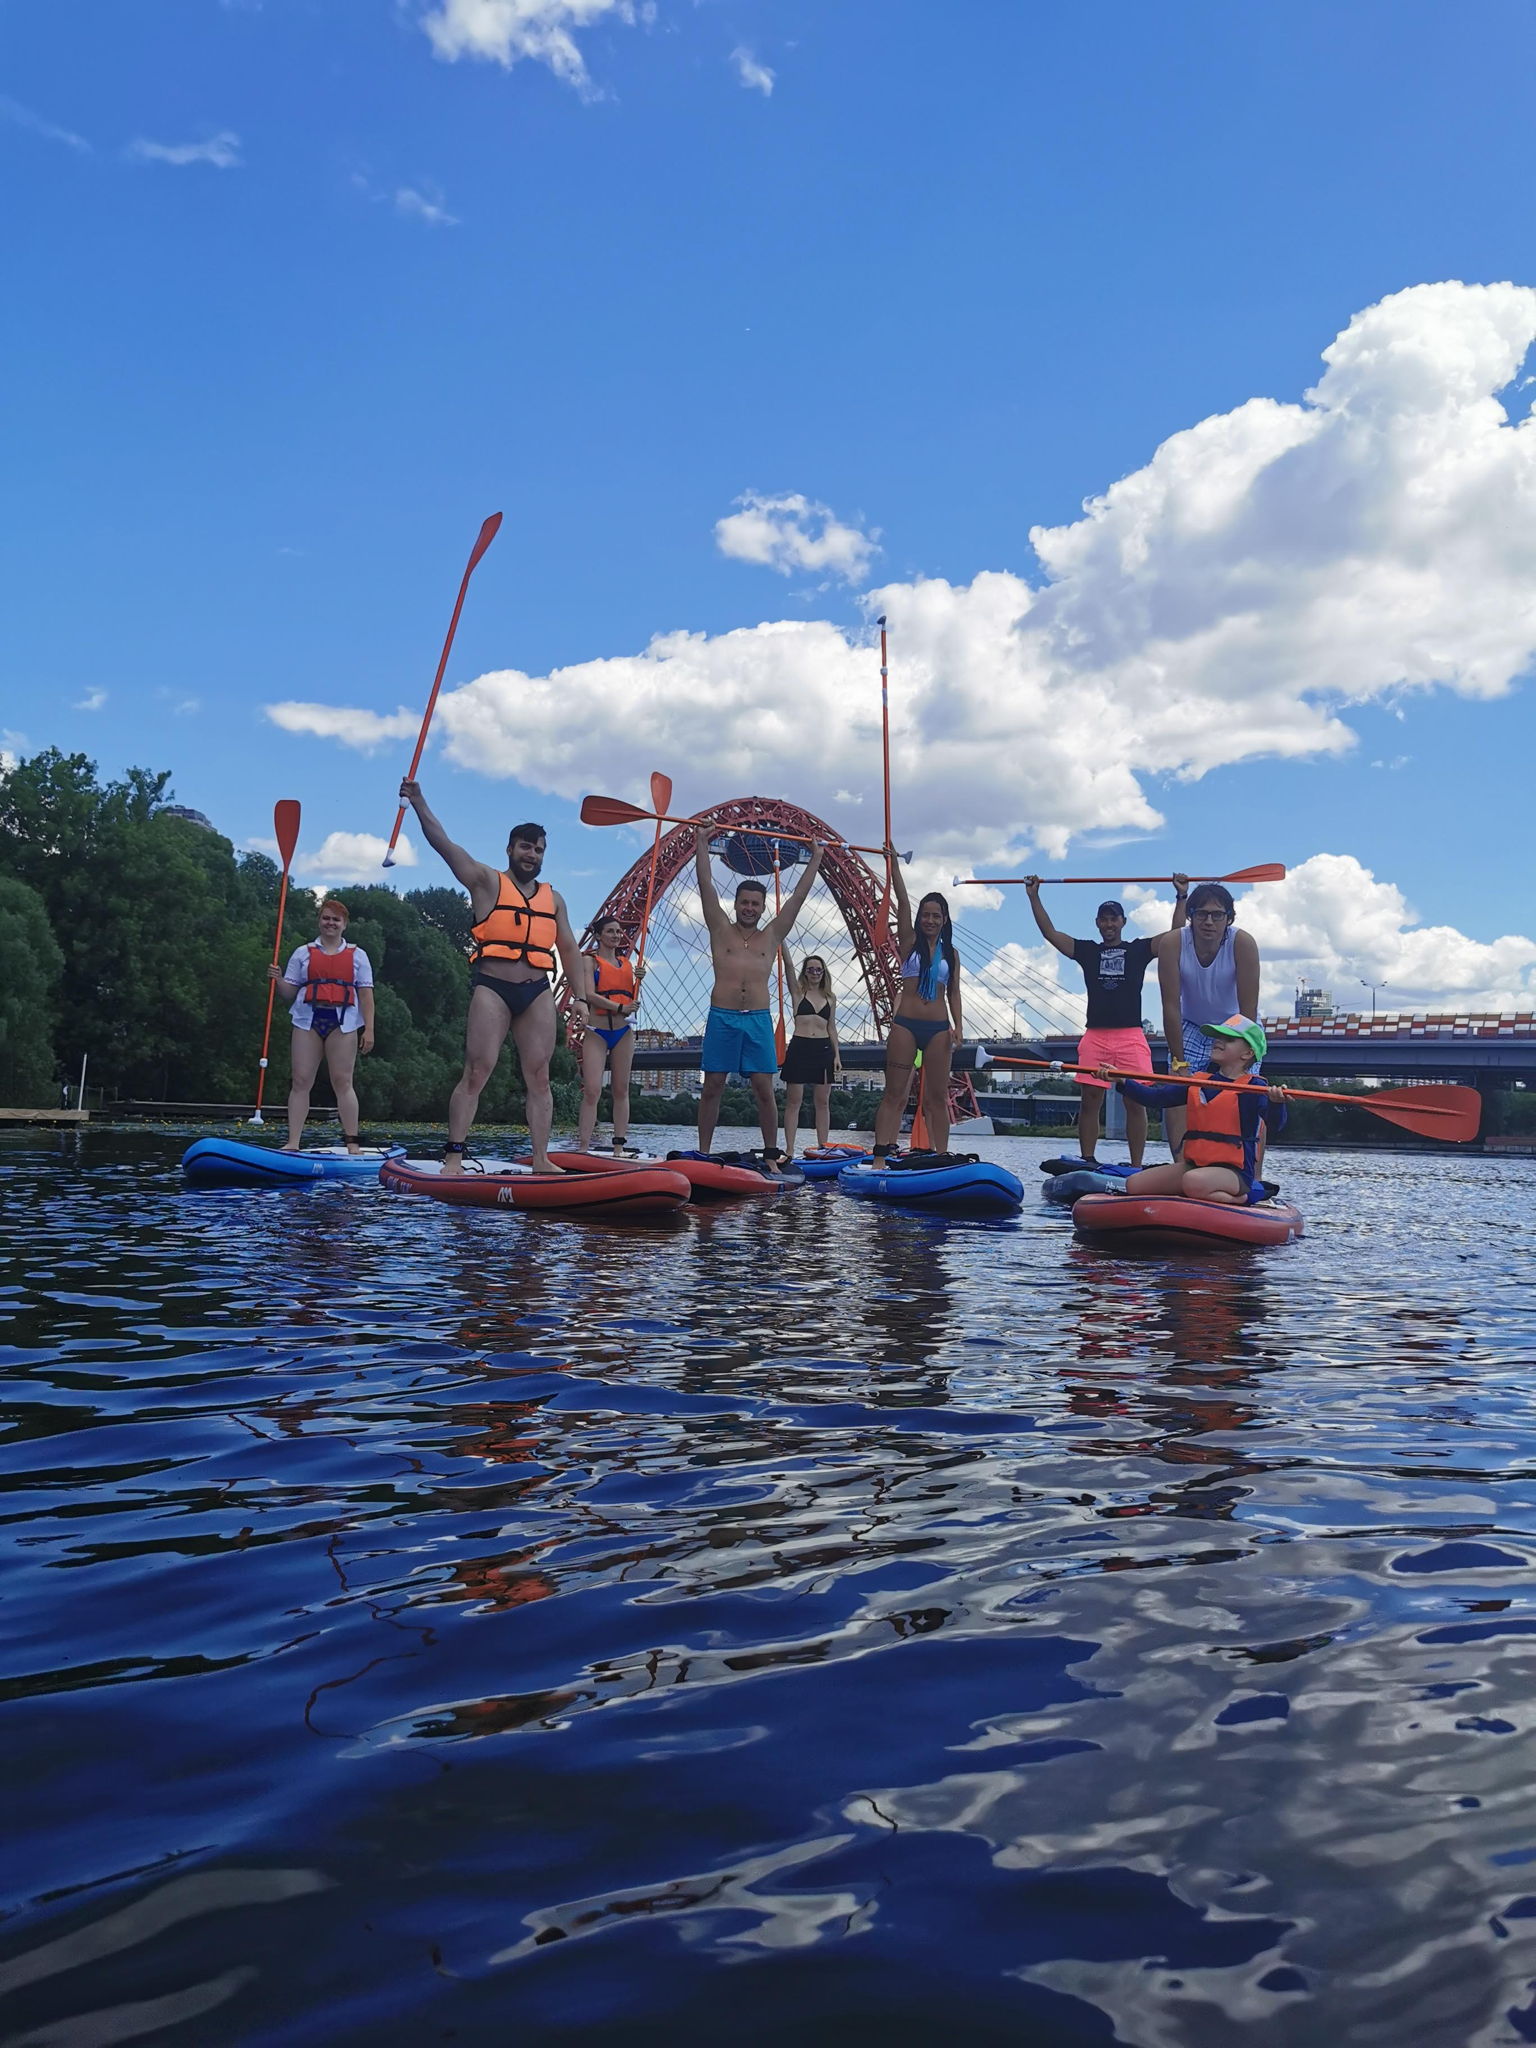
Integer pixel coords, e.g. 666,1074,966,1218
268,899,376,1152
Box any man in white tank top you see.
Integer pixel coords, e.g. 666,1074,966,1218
1153,882,1261,1156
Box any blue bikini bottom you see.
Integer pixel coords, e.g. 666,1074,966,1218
892,1014,951,1054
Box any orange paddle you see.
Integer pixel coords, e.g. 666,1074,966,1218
632,771,672,981
773,849,787,1062
250,799,302,1124
581,792,906,863
383,511,502,868
958,863,1286,886
877,616,894,939
976,1051,1480,1143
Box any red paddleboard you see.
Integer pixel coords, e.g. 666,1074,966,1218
1071,1191,1303,1247
382,1156,689,1216
526,1150,791,1199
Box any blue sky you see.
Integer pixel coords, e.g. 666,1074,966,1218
4,0,1536,1014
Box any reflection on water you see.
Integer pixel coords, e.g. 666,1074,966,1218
4,1127,1536,2045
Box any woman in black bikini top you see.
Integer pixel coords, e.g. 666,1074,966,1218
873,858,963,1159
777,948,841,1159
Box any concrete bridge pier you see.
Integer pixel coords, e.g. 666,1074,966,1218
1104,1085,1126,1141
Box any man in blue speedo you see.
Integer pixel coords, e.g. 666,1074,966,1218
694,824,823,1161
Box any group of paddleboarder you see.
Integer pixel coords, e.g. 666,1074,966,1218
266,776,1282,1203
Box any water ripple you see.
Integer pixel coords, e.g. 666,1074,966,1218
3,1127,1536,2044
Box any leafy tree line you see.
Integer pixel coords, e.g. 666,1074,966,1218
0,750,578,1122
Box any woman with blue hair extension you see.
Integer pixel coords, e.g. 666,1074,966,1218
873,860,963,1160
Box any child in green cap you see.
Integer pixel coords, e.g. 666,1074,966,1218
1099,1014,1288,1205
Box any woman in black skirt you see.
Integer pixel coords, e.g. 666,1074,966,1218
777,949,841,1159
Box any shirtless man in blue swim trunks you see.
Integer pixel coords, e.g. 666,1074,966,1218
694,823,823,1160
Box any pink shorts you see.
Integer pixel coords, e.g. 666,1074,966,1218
1075,1026,1153,1091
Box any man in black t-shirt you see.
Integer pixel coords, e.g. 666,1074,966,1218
1024,878,1188,1165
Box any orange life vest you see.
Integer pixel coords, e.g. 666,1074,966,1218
471,875,558,973
589,952,636,1016
1182,1072,1253,1170
303,944,356,1010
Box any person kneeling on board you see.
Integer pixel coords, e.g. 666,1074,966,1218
1100,1015,1288,1205
399,780,590,1174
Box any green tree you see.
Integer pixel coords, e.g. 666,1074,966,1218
0,749,584,1123
0,876,64,1105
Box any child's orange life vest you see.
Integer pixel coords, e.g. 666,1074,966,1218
1182,1072,1255,1170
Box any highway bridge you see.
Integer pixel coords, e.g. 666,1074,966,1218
627,1012,1536,1086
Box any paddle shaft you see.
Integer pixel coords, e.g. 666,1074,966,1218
587,799,895,862
985,1053,1467,1120
253,801,301,1119
383,512,502,867
961,867,1284,886
879,620,892,857
633,771,672,979
877,616,894,940
773,853,786,1060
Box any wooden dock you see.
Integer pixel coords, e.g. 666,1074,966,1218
0,1108,89,1125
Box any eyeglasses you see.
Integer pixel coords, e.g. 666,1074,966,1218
1190,909,1231,922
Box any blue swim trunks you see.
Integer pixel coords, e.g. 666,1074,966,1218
702,1006,778,1076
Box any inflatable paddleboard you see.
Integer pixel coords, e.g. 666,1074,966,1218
519,1149,799,1198
1071,1190,1304,1248
182,1137,402,1188
799,1144,871,1181
381,1155,690,1215
662,1151,803,1197
838,1155,1024,1215
1039,1157,1136,1178
1042,1167,1126,1205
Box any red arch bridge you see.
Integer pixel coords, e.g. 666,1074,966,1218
563,795,1536,1121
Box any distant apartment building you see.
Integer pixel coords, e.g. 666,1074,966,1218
632,1030,701,1097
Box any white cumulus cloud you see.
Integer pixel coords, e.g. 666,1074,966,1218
267,703,419,754
731,46,774,95
420,0,636,89
127,131,242,168
1239,854,1536,1014
73,689,108,712
265,282,1536,996
295,830,419,883
714,492,880,583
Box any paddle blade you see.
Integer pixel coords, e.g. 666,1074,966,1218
581,793,650,828
651,772,673,815
467,511,503,573
1225,863,1286,884
1364,1085,1482,1143
273,799,301,869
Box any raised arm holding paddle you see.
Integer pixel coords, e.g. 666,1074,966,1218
399,779,588,1174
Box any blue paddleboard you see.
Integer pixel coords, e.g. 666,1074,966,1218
837,1156,1024,1215
181,1137,402,1188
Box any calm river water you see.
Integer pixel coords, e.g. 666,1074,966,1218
4,1127,1536,2046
